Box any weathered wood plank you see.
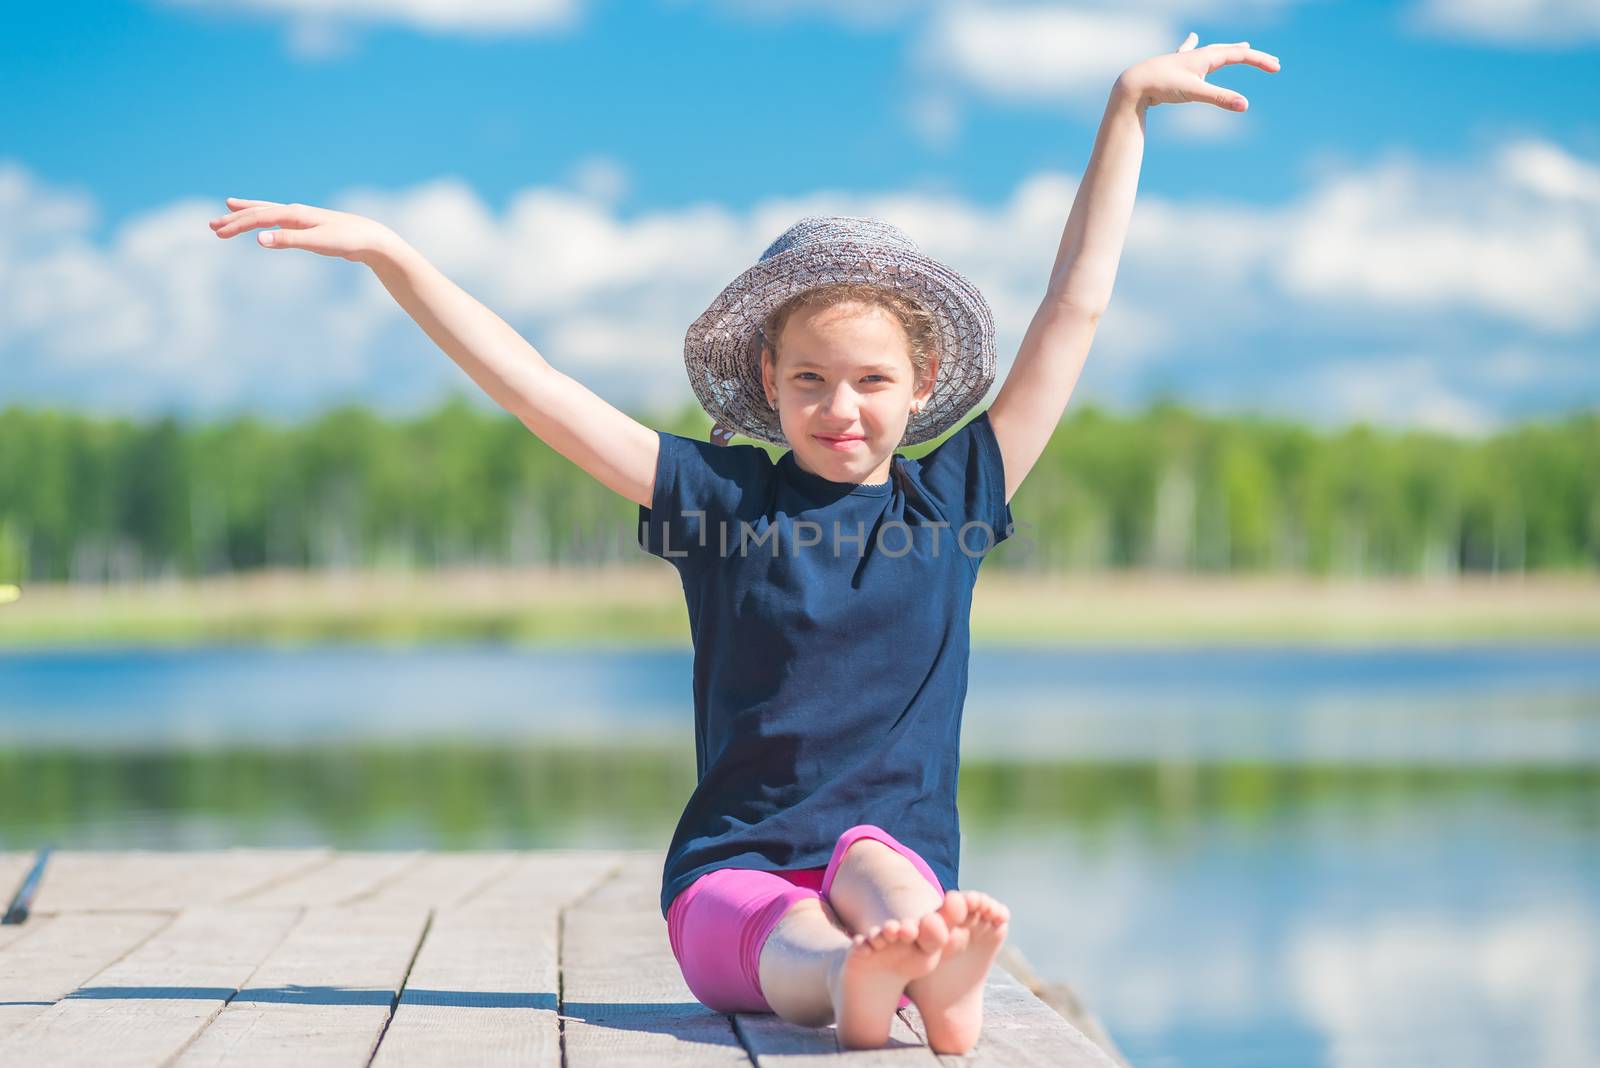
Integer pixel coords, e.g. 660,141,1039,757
995,944,1130,1066
23,849,330,913
1,851,1116,1065
0,912,172,1039
172,905,428,1066
0,921,34,954
561,851,751,1066
128,849,334,909
353,850,521,909
230,851,426,907
367,907,560,1067
896,967,1118,1067
454,850,624,914
27,851,159,912
0,851,37,915
0,905,302,1065
735,1011,939,1065
370,854,618,1066
0,851,42,949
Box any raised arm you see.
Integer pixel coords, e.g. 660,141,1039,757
986,33,1280,503
208,198,659,509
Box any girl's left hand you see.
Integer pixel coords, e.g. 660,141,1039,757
1116,32,1281,112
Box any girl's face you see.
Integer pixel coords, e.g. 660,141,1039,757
761,300,937,485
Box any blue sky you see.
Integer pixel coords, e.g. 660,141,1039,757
4,0,1597,434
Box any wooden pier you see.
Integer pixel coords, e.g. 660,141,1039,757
0,849,1123,1065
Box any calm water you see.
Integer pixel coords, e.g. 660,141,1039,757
1,643,1597,1067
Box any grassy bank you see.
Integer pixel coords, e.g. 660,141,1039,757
1,566,1596,646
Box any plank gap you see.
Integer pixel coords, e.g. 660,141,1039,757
160,904,308,1067
221,851,338,904
557,859,628,1068
363,905,436,1067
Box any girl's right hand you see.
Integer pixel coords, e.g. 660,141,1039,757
207,197,399,264
1116,32,1279,112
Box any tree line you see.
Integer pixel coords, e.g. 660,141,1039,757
1,393,1595,583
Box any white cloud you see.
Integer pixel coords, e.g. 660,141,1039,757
696,0,931,30
1277,140,1600,333
1272,355,1501,437
160,0,583,59
165,0,580,32
0,137,1594,428
1406,0,1600,47
901,2,1292,146
566,156,631,206
905,91,963,152
1290,909,1600,1068
915,7,1177,101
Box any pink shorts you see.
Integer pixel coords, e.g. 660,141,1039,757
666,824,946,1014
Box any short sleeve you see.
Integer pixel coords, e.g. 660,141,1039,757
637,430,772,576
909,409,1015,561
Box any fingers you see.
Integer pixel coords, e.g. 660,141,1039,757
210,203,314,237
1208,43,1281,73
1180,36,1281,74
1225,44,1281,72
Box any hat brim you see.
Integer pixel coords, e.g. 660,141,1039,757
683,239,996,448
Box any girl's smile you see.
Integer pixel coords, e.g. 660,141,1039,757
763,301,936,485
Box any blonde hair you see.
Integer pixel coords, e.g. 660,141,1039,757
760,282,941,387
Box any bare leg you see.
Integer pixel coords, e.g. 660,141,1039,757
757,896,852,1027
825,837,1010,1055
826,838,946,930
757,893,950,1048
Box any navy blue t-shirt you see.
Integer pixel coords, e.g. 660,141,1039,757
637,409,1015,919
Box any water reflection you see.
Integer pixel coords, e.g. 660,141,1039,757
1,641,1597,1066
3,644,1598,762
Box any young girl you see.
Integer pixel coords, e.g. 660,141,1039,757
208,34,1278,1053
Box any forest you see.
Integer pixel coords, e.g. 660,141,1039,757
1,394,1595,583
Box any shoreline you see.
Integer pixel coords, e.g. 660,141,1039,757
0,565,1596,647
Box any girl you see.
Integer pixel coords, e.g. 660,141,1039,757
208,33,1278,1053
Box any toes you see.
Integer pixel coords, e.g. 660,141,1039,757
975,894,1009,926
938,889,970,927
915,909,950,952
954,890,1012,928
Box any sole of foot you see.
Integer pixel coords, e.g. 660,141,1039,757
828,911,951,1050
905,889,1010,1055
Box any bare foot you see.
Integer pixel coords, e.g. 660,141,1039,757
826,913,950,1049
905,890,1010,1055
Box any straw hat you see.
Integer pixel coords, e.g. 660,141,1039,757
683,215,996,448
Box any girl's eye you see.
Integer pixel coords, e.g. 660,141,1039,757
796,373,888,382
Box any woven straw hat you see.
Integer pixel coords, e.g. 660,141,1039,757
683,215,996,448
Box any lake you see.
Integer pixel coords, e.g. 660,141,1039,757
2,643,1597,1066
